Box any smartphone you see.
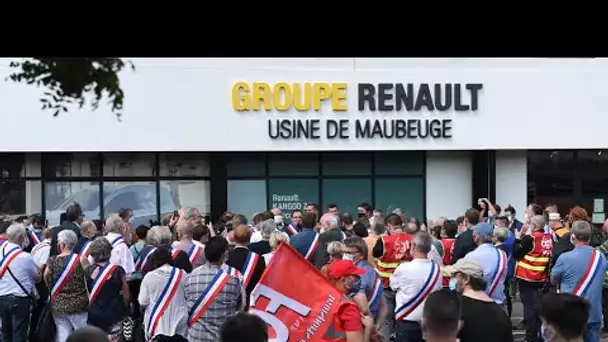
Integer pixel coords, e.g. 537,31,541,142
173,210,179,218
204,215,211,224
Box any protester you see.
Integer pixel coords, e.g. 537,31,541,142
598,217,608,334
262,230,288,265
493,226,515,317
103,214,135,280
450,208,480,264
513,214,553,342
357,203,373,219
445,258,513,342
364,222,385,269
440,220,457,287
539,293,589,342
44,229,89,342
86,237,131,341
421,289,462,342
551,220,605,342
320,241,345,277
390,231,442,342
139,246,188,341
551,206,588,268
342,213,355,233
548,213,568,239
50,204,83,257
75,221,97,259
326,260,375,342
138,226,192,275
289,212,321,263
226,224,266,301
248,219,274,255
282,209,302,238
130,225,148,261
315,213,346,268
0,223,39,342
220,312,268,342
185,236,244,342
171,219,206,268
504,205,523,232
32,227,52,266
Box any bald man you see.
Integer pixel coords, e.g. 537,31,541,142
226,224,267,305
172,218,206,268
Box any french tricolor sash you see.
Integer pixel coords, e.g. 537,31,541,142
147,267,184,337
573,249,603,297
241,251,260,288
170,248,181,260
188,269,232,326
368,275,382,307
395,261,441,321
285,224,298,237
488,249,508,297
188,244,203,264
304,233,320,261
28,231,41,245
31,241,50,256
135,247,157,271
80,240,93,257
110,236,125,248
0,242,24,277
226,266,242,280
89,264,118,304
51,253,81,301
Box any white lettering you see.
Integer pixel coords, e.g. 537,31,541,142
251,284,311,315
250,308,290,342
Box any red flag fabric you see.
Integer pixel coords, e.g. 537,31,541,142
249,242,343,342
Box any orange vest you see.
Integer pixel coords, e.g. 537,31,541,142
515,232,553,282
376,233,414,287
441,238,456,286
321,296,358,342
555,227,569,239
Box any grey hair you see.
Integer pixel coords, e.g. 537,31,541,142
343,237,368,257
146,225,172,245
105,214,123,234
531,215,546,231
269,231,288,250
6,223,27,243
571,220,592,243
493,227,509,243
324,215,340,230
89,237,112,263
260,219,276,239
413,231,433,254
327,241,344,257
58,229,78,250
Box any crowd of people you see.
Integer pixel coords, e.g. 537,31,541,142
0,199,606,342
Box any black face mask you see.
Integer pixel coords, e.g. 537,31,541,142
358,212,366,218
296,223,303,229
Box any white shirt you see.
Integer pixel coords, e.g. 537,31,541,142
0,241,38,297
32,239,51,266
106,232,135,280
390,258,442,322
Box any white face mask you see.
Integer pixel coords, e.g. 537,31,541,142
274,216,284,224
507,216,513,222
342,253,354,261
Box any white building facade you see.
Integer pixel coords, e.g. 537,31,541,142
0,58,606,224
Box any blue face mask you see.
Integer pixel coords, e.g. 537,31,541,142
448,277,458,291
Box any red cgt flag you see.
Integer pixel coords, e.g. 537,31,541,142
249,242,343,342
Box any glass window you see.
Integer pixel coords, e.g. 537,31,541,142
226,154,265,178
103,153,155,177
322,179,372,216
0,180,41,217
268,179,319,215
160,180,210,216
159,153,210,177
374,152,424,176
322,153,371,176
375,178,424,220
103,181,157,226
268,153,319,176
527,151,575,215
578,150,608,215
42,153,100,178
227,180,266,221
0,153,26,178
45,181,100,226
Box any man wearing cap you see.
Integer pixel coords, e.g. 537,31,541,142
461,222,508,308
444,259,513,342
325,260,374,342
548,212,568,239
390,232,442,342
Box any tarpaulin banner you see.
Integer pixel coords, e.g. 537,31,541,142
249,243,343,342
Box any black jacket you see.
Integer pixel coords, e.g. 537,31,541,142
49,221,82,257
226,247,266,301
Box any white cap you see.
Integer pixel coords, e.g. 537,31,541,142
549,213,561,220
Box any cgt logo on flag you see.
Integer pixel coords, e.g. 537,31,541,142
249,243,343,342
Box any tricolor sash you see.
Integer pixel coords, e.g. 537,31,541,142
368,275,382,308
395,261,440,321
110,236,125,248
31,241,50,256
303,233,320,261
147,267,184,337
28,231,41,245
89,264,118,304
226,266,242,280
188,244,203,264
241,251,260,288
188,269,232,326
51,253,81,301
340,231,346,241
80,240,93,257
135,247,157,271
285,224,298,237
0,242,24,277
170,248,181,260
488,249,508,297
573,249,603,297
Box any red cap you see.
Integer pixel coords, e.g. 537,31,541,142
327,260,366,280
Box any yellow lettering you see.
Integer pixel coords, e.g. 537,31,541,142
273,82,291,111
331,83,348,111
232,82,250,111
312,83,331,111
293,83,311,111
252,82,271,111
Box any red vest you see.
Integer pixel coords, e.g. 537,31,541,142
321,297,359,342
515,232,553,282
375,233,414,287
441,238,456,286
